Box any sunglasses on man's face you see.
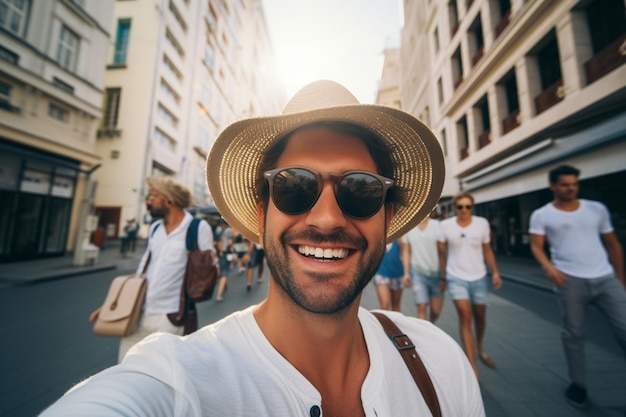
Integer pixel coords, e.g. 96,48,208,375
264,167,394,219
456,205,473,210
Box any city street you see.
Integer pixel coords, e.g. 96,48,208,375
1,248,625,416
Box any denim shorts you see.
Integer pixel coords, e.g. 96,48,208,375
411,267,443,304
374,274,404,290
446,274,489,305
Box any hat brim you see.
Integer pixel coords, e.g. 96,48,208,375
207,104,444,244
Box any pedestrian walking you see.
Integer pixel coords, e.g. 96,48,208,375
215,236,236,302
373,239,410,311
89,176,214,362
244,242,266,289
42,80,484,416
437,191,502,380
404,210,444,322
529,164,626,409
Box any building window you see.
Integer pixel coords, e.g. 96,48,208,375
113,19,131,65
154,128,175,152
533,30,564,114
474,95,491,149
469,15,484,67
57,25,79,71
440,128,448,157
452,47,463,89
52,77,74,94
0,0,30,35
495,0,512,37
169,0,187,32
157,103,178,128
437,77,444,104
583,0,626,84
0,80,10,102
0,80,19,112
160,79,180,103
165,30,184,58
103,88,121,127
456,116,469,160
537,34,562,90
204,43,214,70
498,69,520,134
586,0,626,54
448,0,459,36
48,103,69,122
163,55,182,80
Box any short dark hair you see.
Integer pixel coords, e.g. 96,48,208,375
255,121,408,211
549,165,580,184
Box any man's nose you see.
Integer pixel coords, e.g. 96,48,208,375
304,183,348,232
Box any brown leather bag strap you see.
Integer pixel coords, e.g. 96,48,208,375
372,312,442,417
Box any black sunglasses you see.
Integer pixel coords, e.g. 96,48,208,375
264,166,393,219
456,205,473,210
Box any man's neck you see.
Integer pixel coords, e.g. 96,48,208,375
254,296,369,416
162,208,186,233
552,198,580,212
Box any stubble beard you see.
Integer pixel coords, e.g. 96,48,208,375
263,226,386,315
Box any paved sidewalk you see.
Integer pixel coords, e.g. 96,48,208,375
0,240,146,285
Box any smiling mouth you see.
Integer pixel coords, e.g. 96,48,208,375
297,245,349,260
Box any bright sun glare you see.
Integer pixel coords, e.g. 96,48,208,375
263,0,402,103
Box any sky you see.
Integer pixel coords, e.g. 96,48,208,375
262,0,403,104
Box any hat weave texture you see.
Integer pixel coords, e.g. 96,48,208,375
207,80,444,243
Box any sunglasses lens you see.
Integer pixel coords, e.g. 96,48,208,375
337,173,384,218
272,168,319,214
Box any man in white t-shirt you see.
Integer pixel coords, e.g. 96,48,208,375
529,164,625,409
89,176,214,362
41,81,484,416
437,192,502,380
404,210,444,322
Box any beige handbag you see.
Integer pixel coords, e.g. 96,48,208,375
93,274,147,337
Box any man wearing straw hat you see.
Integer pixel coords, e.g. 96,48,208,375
42,81,484,416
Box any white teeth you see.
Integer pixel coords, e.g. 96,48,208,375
297,245,348,259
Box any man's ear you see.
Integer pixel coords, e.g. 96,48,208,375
256,201,265,246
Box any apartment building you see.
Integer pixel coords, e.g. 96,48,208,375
93,0,283,240
0,0,114,262
376,38,401,109
400,0,626,255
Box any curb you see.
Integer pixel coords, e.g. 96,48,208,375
0,264,117,286
500,274,553,293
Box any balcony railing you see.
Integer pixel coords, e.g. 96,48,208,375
97,128,123,138
534,80,564,115
478,131,491,149
584,33,626,85
501,110,520,135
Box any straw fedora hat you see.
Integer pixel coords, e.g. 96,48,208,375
207,80,444,244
